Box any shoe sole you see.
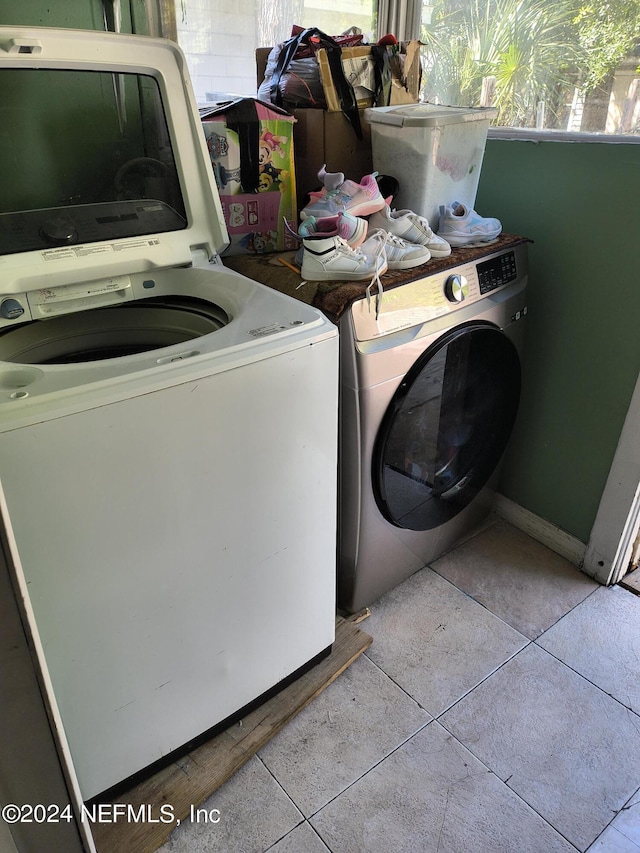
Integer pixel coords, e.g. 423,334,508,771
301,259,389,281
346,198,386,218
427,246,452,258
346,218,368,248
301,268,381,281
387,256,431,270
439,230,501,247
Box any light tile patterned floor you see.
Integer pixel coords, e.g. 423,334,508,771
158,517,640,853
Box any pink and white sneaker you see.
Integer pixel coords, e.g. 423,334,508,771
301,172,386,220
298,211,368,247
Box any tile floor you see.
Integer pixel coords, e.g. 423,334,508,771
158,517,640,853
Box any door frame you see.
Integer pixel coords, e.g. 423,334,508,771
584,370,640,584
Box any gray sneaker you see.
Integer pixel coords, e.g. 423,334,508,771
367,204,451,258
361,229,431,270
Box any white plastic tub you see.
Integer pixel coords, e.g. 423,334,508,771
365,104,497,228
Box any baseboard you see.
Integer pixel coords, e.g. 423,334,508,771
493,494,587,567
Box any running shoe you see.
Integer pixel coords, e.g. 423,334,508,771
368,204,451,258
437,202,502,246
298,211,368,247
300,172,386,220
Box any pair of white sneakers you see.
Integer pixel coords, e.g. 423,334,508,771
299,204,452,283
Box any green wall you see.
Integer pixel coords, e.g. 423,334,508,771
476,138,640,543
0,1,116,29
0,0,152,32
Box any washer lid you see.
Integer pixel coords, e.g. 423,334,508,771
0,26,228,298
365,103,498,128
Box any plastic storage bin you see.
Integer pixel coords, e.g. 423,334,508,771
365,104,497,228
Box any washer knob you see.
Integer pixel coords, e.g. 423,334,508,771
40,215,78,246
1,298,25,320
444,273,469,303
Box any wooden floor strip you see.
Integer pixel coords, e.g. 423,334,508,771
92,616,372,853
620,567,640,596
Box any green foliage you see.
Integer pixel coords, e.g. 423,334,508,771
421,0,640,127
574,0,640,90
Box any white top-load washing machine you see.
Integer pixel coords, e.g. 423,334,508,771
0,27,338,801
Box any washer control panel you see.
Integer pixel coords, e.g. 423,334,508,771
477,251,518,294
0,201,186,256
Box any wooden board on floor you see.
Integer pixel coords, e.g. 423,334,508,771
91,616,372,853
620,567,640,595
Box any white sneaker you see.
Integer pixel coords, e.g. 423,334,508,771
367,204,451,258
361,229,431,270
438,202,502,246
301,235,388,281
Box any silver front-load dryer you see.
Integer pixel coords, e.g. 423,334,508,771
338,242,528,612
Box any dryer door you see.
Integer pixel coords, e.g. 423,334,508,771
372,322,520,531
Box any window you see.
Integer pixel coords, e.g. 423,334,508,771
175,0,376,104
420,0,640,136
174,0,639,136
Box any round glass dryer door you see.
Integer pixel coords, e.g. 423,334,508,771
372,322,521,531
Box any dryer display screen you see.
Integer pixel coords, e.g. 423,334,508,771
0,69,186,254
477,251,517,293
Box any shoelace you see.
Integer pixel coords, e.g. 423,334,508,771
364,230,391,320
335,235,366,260
400,210,435,237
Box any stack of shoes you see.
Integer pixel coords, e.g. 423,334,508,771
437,202,502,247
296,166,454,283
368,203,451,258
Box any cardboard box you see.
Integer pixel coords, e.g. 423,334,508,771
316,42,422,112
200,99,298,256
317,41,422,112
289,108,373,206
316,45,378,112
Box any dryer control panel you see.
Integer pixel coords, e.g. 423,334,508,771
477,251,518,294
350,244,526,342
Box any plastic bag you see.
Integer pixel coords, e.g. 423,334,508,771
258,46,327,109
258,27,363,139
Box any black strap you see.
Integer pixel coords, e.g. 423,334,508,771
371,45,392,107
224,99,261,193
270,28,362,139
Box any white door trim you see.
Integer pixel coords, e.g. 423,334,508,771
584,370,640,585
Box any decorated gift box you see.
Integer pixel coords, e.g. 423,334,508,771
200,99,298,256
